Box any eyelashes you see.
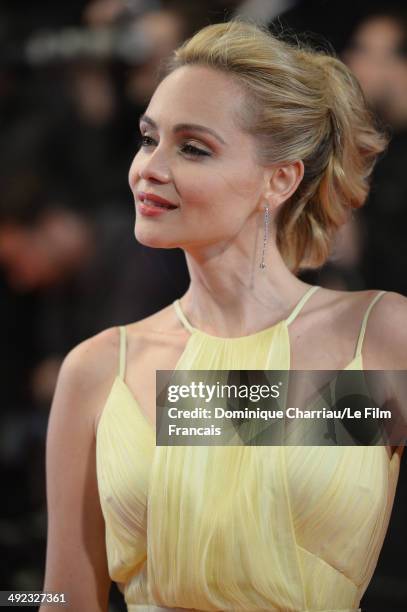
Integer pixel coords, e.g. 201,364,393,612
140,135,155,149
181,143,211,157
139,135,211,158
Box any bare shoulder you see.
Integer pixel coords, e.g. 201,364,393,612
360,290,407,368
365,290,407,325
54,303,187,432
60,302,182,384
314,287,407,368
314,285,406,325
53,326,122,431
59,326,120,393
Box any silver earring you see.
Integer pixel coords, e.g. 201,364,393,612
259,204,270,270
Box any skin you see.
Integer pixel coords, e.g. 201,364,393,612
129,64,307,334
42,64,407,610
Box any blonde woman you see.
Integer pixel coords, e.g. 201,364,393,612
42,19,406,612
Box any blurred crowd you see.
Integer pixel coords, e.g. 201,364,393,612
1,1,406,610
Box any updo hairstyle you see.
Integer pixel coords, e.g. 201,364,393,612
162,19,387,272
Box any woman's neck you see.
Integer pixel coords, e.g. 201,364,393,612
181,238,310,337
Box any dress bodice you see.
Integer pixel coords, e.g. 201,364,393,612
96,287,401,611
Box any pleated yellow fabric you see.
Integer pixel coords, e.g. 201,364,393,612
96,286,401,611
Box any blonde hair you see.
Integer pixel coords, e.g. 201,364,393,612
162,19,387,272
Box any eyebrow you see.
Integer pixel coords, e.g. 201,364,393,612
139,114,227,145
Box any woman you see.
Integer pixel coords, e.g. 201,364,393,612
42,19,406,612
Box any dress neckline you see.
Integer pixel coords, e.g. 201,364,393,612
99,349,361,432
173,285,321,341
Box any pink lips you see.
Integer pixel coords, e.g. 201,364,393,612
137,191,178,210
136,191,178,217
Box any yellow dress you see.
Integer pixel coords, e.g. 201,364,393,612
96,286,401,611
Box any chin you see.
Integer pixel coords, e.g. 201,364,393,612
134,224,179,249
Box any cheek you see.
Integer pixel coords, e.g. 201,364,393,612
193,166,249,203
214,170,261,214
180,168,222,203
180,171,258,226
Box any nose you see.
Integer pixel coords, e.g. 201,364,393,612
129,145,171,189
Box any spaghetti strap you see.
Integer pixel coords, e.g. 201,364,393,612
285,285,320,325
354,290,387,358
173,299,195,334
174,288,321,332
118,325,127,379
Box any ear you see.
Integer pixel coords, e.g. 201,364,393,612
263,160,304,210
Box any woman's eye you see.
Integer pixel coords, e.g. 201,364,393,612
180,143,211,157
141,134,211,157
140,135,155,147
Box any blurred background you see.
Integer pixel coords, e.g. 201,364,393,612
0,0,406,610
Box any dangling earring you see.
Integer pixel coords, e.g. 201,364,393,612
259,204,270,270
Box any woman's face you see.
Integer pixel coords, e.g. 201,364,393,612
128,65,267,252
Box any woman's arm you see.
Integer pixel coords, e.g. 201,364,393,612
40,330,118,612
